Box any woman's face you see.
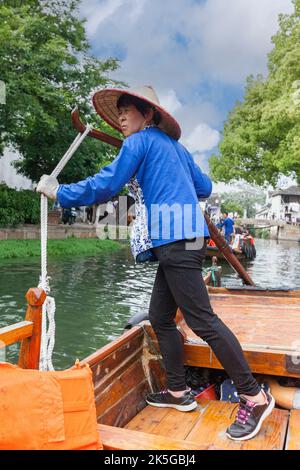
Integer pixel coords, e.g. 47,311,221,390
118,104,152,137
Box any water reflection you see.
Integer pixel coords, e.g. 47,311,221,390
0,239,299,369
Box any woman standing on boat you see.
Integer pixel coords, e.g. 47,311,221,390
37,85,274,441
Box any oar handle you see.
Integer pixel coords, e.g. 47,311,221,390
51,125,92,179
71,108,123,148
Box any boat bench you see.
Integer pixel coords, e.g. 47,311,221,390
98,424,204,450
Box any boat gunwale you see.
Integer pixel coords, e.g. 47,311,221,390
208,286,300,297
79,325,144,368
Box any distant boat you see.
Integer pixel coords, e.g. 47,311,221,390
206,236,256,261
206,244,245,260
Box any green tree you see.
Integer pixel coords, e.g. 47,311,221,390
209,0,300,186
0,0,124,184
220,184,266,218
220,200,243,217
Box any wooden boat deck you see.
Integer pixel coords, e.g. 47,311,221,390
124,400,289,450
285,410,300,450
87,287,300,450
176,288,300,378
2,286,300,450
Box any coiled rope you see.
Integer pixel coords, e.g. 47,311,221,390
38,125,92,370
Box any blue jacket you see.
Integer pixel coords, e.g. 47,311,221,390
57,127,212,261
218,217,235,236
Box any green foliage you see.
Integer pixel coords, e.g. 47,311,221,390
0,183,40,227
220,201,243,217
0,237,122,259
0,0,124,184
220,185,266,218
210,0,300,186
255,229,270,239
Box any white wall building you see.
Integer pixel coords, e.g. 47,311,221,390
255,205,271,220
206,193,222,222
0,147,33,190
256,186,300,224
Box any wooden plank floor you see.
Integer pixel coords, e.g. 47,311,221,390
172,292,300,377
191,293,300,350
125,400,289,450
285,410,300,450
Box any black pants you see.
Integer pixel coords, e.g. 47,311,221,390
148,238,261,396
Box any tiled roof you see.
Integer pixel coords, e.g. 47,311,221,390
271,186,300,197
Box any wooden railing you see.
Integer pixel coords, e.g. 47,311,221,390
0,288,46,369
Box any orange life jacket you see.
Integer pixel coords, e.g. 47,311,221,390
0,361,102,450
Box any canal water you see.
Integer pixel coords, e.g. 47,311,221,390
0,238,299,369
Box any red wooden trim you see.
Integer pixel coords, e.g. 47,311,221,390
18,288,46,369
0,321,33,347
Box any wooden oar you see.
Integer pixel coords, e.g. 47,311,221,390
204,213,255,286
71,108,256,286
71,108,122,148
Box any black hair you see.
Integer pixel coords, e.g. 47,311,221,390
117,94,161,125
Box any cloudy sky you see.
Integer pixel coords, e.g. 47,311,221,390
79,0,293,185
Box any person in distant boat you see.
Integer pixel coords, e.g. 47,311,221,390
241,229,256,260
231,226,243,251
243,229,255,244
217,212,235,243
37,85,274,441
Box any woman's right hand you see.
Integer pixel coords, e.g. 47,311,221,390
36,175,59,201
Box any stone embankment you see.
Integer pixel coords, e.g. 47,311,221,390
0,223,98,240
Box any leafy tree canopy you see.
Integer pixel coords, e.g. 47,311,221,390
219,184,266,218
0,0,124,184
209,0,300,186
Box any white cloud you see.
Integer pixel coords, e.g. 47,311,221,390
193,152,210,173
177,100,223,136
127,0,146,23
79,0,294,159
81,0,293,86
183,122,220,154
189,0,294,84
82,0,124,35
159,89,182,115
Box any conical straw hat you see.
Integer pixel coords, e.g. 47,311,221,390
92,85,181,140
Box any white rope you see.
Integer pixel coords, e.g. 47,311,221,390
39,125,92,370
